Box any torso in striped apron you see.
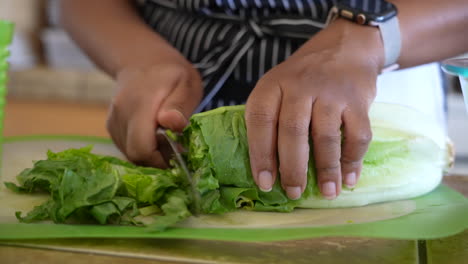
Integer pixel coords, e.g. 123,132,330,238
139,0,337,111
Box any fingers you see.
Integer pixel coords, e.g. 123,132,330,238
247,77,371,201
126,106,168,168
311,101,343,200
246,77,369,201
158,66,202,132
245,78,282,193
108,73,168,167
341,107,372,188
106,86,164,167
107,64,202,168
277,94,312,200
106,104,127,155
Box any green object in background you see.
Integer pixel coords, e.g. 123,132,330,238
0,20,14,177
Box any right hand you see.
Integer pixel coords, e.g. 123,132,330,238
107,55,202,168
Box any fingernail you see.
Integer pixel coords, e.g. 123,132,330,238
322,181,336,200
345,172,356,188
258,170,273,192
285,186,302,200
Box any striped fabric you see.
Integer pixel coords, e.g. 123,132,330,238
139,0,337,111
346,0,393,13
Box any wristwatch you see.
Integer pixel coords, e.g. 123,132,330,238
328,0,401,72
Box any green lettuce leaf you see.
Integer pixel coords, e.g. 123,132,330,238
183,104,450,211
184,106,313,213
6,146,191,230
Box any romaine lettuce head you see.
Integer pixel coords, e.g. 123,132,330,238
183,103,453,211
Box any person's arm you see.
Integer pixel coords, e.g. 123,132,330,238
60,0,202,167
61,0,182,77
246,0,468,200
391,0,468,68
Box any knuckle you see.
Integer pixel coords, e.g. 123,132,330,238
245,107,277,127
251,151,276,168
348,128,372,146
318,101,339,116
110,93,125,111
280,117,309,137
312,131,342,145
340,158,362,168
280,166,307,179
316,164,341,175
171,87,203,111
111,89,139,116
255,75,275,88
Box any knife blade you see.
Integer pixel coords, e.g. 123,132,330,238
156,128,200,216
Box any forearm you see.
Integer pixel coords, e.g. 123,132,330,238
298,0,468,72
60,0,182,77
392,0,468,68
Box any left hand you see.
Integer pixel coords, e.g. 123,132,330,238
245,19,385,200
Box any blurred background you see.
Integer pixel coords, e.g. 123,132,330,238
1,0,467,174
1,0,113,103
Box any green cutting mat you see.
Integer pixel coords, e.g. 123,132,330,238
0,137,466,242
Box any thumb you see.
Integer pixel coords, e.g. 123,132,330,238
158,109,189,132
157,75,202,132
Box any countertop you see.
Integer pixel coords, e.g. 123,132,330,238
4,98,109,137
1,98,467,264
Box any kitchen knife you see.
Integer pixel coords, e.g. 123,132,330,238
156,128,200,215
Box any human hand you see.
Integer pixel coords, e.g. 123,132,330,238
107,51,202,168
245,19,385,200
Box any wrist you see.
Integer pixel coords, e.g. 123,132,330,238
300,18,386,73
116,45,195,80
114,36,191,77
333,18,386,71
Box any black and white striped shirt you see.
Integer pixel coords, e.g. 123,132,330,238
139,0,379,110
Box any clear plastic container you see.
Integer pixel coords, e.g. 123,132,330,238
442,58,468,114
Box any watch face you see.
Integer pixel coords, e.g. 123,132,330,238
337,0,398,23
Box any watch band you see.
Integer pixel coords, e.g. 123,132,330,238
376,16,401,71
